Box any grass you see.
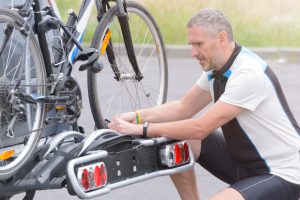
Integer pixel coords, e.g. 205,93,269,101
56,0,300,47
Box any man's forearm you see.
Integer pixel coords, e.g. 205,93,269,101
146,118,208,140
137,101,192,123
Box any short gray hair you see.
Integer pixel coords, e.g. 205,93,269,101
187,8,233,41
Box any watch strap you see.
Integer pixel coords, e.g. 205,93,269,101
143,122,149,138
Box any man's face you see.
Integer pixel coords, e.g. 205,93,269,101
187,26,222,71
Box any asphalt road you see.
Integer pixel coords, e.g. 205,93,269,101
11,56,300,200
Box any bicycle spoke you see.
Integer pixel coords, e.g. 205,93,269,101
132,14,143,44
137,26,150,59
140,46,157,73
123,80,142,109
139,82,161,94
7,55,23,79
102,82,120,116
138,83,157,105
107,45,128,75
12,52,32,81
3,27,15,76
134,80,143,108
5,42,18,72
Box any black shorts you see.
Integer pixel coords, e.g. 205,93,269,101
197,130,300,200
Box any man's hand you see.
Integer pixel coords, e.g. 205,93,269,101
111,111,136,124
108,118,143,136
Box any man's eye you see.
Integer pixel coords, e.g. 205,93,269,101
194,43,202,48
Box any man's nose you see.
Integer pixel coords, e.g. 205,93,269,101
191,46,199,57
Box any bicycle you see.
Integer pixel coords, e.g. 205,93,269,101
0,0,168,178
0,0,194,199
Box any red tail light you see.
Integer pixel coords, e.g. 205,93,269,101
94,166,101,187
160,141,190,167
81,169,90,190
174,144,182,164
184,142,189,162
77,162,107,192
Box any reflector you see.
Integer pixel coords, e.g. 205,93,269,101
55,105,66,110
0,150,15,161
100,29,112,55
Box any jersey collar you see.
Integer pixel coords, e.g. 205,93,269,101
207,43,242,81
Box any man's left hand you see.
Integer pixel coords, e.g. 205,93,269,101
108,118,143,136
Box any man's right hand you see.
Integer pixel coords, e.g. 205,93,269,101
111,111,137,124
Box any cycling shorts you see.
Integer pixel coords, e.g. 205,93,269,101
197,130,300,200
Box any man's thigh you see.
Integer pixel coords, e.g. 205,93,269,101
230,174,300,200
197,131,300,200
197,130,244,184
210,188,245,200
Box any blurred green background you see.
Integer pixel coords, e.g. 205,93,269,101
56,0,300,47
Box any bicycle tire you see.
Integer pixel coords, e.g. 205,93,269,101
88,1,168,128
0,8,46,180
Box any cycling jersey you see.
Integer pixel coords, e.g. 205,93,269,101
196,44,300,185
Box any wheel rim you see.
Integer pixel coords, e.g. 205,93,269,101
93,5,167,121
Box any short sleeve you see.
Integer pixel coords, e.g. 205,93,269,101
196,71,210,91
219,68,266,111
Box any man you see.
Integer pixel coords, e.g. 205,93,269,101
108,8,300,200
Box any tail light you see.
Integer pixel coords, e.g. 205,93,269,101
159,141,190,167
77,162,107,192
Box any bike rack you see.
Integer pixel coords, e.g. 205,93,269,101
43,131,85,158
78,129,121,156
66,132,195,199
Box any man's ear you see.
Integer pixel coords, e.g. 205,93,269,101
218,31,228,45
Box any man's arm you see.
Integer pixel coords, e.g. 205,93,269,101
139,84,212,123
109,100,244,140
112,84,212,123
147,100,244,140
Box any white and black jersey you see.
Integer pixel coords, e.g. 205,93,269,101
196,44,300,185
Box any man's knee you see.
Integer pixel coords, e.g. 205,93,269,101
210,188,245,200
187,139,201,160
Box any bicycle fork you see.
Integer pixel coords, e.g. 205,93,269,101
112,0,143,81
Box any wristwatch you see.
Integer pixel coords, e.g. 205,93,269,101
143,122,149,138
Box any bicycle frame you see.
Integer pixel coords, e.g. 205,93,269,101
30,0,142,80
29,0,94,76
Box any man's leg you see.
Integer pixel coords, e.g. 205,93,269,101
210,188,244,200
171,169,200,200
170,131,245,200
170,139,201,200
170,131,242,200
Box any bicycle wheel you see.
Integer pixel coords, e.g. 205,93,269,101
88,1,168,128
0,8,46,180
